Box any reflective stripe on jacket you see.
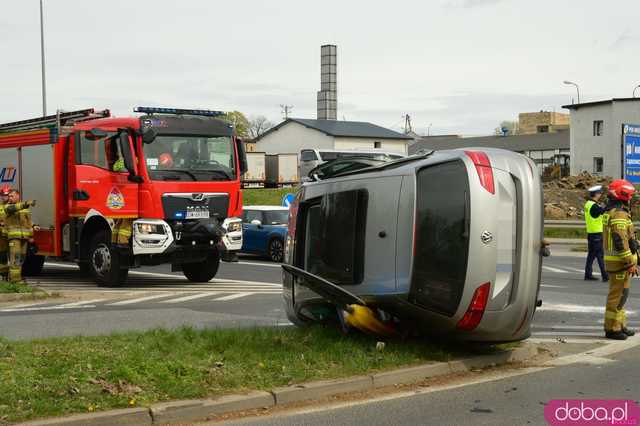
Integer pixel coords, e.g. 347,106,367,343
603,208,636,267
4,205,33,240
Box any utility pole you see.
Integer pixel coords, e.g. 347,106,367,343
39,0,47,116
403,114,412,134
280,104,293,121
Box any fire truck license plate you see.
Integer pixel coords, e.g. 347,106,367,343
186,210,210,219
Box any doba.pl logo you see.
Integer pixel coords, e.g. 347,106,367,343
545,400,640,425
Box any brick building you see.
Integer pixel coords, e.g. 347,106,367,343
518,111,569,134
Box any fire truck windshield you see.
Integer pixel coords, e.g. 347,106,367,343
144,135,236,181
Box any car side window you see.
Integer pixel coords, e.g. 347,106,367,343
78,131,128,173
301,150,317,161
244,210,262,223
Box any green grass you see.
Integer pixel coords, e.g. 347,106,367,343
0,281,36,294
0,325,488,423
544,227,587,239
570,245,588,252
242,188,297,206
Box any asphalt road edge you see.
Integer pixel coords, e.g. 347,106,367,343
17,343,539,426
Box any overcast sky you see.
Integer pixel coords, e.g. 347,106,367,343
2,0,639,135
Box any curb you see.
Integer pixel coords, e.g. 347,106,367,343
0,289,51,303
17,344,538,426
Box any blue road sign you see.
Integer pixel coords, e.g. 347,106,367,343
623,124,640,184
282,193,296,208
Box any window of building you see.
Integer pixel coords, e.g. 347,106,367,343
593,157,604,174
593,120,604,136
374,141,381,149
537,125,549,133
300,150,318,162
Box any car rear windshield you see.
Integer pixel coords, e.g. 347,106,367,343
304,190,367,285
410,160,470,316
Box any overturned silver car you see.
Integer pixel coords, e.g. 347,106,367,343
282,148,545,343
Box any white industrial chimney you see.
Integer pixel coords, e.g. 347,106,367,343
317,44,337,120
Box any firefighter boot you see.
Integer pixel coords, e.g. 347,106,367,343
622,327,636,336
605,330,628,340
604,272,629,339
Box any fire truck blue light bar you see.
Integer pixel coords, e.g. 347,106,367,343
133,107,225,117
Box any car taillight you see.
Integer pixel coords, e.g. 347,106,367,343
464,151,495,194
456,282,491,331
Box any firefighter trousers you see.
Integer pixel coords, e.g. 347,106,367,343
8,239,27,283
112,219,133,248
0,235,7,275
604,271,630,333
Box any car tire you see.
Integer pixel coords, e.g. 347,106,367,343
87,231,128,287
182,250,220,282
268,238,284,263
22,254,45,276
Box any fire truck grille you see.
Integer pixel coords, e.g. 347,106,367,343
161,193,229,221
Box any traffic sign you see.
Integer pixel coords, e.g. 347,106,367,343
282,193,296,208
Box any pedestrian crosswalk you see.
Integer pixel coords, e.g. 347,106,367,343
542,265,601,276
0,287,283,313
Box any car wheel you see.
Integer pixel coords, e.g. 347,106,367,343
268,238,284,263
88,231,128,287
182,250,220,282
22,255,45,276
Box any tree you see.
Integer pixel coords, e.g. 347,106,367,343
217,111,250,138
494,120,518,136
248,115,275,139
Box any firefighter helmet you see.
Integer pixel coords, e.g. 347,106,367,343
0,185,11,196
608,179,636,202
159,152,174,168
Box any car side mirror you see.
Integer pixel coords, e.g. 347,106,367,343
119,131,143,183
142,128,157,144
236,138,248,176
250,219,262,226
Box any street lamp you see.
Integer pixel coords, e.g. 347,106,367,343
563,80,580,104
634,85,640,98
39,0,47,116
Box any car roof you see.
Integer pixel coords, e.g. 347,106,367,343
243,205,290,211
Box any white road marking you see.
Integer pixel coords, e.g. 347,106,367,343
212,292,254,301
0,304,98,313
160,293,219,303
540,284,566,289
108,294,171,306
237,261,282,268
542,265,568,273
537,303,636,315
57,299,105,307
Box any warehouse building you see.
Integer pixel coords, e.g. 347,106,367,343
409,130,570,174
563,98,640,178
255,118,412,155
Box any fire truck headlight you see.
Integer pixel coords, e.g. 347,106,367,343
223,218,242,233
136,223,166,235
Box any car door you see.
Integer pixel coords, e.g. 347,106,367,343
241,210,261,253
70,130,139,220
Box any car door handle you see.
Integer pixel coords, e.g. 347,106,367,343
73,189,90,201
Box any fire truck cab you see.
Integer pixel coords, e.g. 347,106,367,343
0,107,247,286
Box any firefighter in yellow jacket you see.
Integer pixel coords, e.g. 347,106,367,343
602,179,638,340
5,189,35,283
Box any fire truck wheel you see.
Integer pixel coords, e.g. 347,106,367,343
88,232,128,287
182,251,220,282
22,255,45,276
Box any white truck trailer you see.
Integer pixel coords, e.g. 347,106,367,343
265,153,298,188
242,152,266,188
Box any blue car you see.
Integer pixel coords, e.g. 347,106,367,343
241,206,289,262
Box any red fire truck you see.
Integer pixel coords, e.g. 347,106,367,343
0,107,247,286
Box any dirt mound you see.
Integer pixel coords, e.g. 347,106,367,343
543,172,611,220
